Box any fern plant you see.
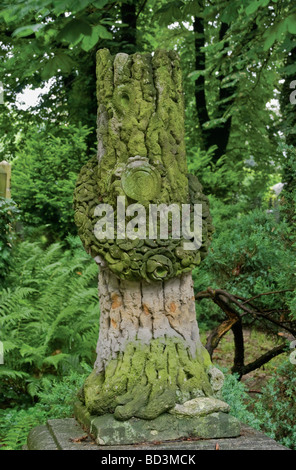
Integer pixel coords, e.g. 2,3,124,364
0,236,99,405
0,364,91,450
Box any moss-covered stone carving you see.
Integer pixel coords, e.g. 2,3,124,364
82,337,213,420
73,50,233,432
73,49,214,283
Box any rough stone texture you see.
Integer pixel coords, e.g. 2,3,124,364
25,418,289,451
82,336,220,420
169,397,230,417
74,400,240,446
26,424,58,451
73,50,214,283
78,268,227,420
95,269,208,370
72,48,221,422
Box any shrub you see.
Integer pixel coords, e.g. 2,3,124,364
194,204,295,329
11,124,94,239
251,360,296,449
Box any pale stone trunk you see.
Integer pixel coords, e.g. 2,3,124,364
95,269,202,372
81,268,224,421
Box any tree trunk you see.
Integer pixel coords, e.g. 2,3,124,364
193,12,235,165
74,48,222,421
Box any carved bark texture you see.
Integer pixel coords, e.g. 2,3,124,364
95,269,203,372
73,49,214,282
74,49,222,420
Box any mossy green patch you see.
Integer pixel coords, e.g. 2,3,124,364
80,337,214,420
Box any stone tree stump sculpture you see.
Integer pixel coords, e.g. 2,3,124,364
73,49,240,444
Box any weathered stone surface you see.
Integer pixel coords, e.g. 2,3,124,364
73,50,214,283
26,424,58,451
94,269,210,371
91,412,240,446
0,160,11,199
26,418,290,450
169,397,230,417
74,401,240,446
78,268,225,421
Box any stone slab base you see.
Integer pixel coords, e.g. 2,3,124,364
74,401,240,446
26,418,289,451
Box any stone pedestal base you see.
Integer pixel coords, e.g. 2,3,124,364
25,417,289,451
74,401,240,446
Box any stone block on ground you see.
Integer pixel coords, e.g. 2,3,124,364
25,417,289,451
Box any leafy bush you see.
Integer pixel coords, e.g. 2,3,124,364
221,369,260,427
0,236,99,406
193,203,295,329
251,360,296,449
0,197,20,281
11,124,94,239
221,362,296,450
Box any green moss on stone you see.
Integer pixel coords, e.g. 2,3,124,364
73,50,214,281
81,337,214,420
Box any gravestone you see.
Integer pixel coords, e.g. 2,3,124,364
0,161,11,199
71,49,240,445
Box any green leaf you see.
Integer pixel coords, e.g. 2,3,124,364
58,19,92,43
41,53,75,79
71,0,93,13
286,14,296,35
81,24,112,51
81,26,99,51
43,353,71,369
263,24,279,50
52,0,72,16
92,0,110,8
187,70,205,81
12,23,45,38
245,0,269,16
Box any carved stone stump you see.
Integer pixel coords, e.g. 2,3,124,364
73,49,240,442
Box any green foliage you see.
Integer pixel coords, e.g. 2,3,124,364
221,370,260,427
196,205,294,293
251,360,296,449
11,124,94,238
0,236,99,405
0,364,91,450
222,362,296,450
0,198,20,280
193,203,295,329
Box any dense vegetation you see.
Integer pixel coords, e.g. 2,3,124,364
0,0,295,450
